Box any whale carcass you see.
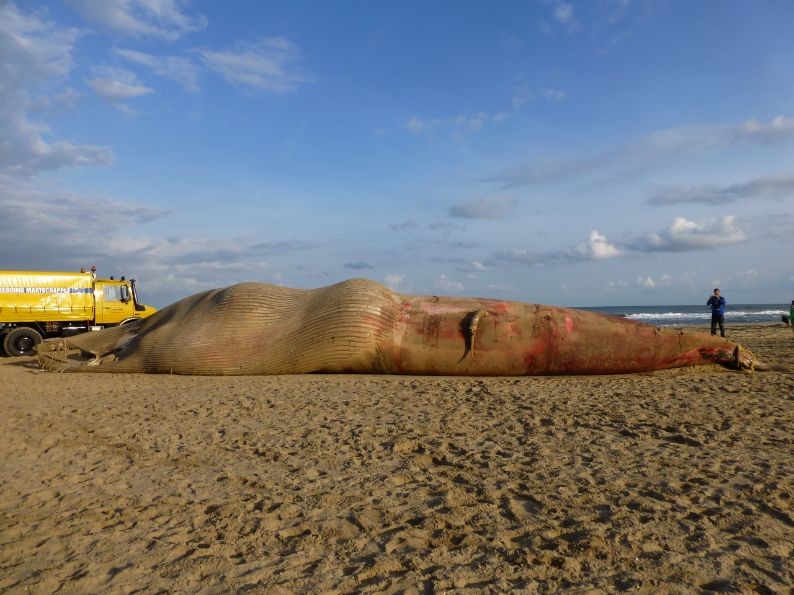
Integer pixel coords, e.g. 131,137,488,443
38,278,756,375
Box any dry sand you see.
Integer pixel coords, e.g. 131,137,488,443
1,324,792,593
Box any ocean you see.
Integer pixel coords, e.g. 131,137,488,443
582,304,789,327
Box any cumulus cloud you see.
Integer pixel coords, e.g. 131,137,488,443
199,37,310,93
485,116,794,188
449,195,517,219
576,230,622,259
632,216,746,252
636,276,656,288
496,215,746,268
499,228,622,266
68,0,207,41
0,2,113,176
116,48,200,91
647,174,794,206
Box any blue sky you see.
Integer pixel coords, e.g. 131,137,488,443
1,0,793,307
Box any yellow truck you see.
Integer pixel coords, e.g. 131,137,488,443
0,269,157,356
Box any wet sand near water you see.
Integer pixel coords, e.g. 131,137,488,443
1,324,792,592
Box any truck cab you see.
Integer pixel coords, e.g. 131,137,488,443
94,279,157,325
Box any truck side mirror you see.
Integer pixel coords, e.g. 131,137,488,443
120,285,131,303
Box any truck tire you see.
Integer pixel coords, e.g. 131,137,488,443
3,327,43,357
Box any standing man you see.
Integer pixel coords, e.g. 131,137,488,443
707,288,726,337
790,300,794,335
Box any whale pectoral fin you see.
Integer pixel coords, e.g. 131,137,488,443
459,309,489,362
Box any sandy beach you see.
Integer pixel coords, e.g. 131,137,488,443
0,324,792,593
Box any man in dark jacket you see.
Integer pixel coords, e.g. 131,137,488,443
706,288,726,337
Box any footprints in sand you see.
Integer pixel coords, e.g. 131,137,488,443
2,333,793,593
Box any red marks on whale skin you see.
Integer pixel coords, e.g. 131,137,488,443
564,313,575,335
397,301,413,324
655,346,735,369
696,346,735,364
522,341,547,371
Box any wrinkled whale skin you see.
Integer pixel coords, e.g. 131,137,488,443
38,278,753,375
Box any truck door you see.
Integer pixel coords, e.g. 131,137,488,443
95,284,127,325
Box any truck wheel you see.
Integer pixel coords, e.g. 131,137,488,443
3,328,43,357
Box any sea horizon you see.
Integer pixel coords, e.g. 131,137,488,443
580,303,789,326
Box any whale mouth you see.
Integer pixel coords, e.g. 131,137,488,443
734,345,756,371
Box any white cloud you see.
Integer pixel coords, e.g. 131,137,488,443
0,3,113,176
486,115,794,188
449,195,517,219
0,177,166,265
737,115,794,144
199,37,309,93
435,274,464,293
88,67,154,112
0,177,337,305
116,48,200,91
576,230,621,259
471,261,487,271
68,0,207,41
0,177,164,223
635,216,746,252
636,276,656,288
496,215,747,269
0,4,78,87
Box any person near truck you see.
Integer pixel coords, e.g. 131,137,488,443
706,288,726,337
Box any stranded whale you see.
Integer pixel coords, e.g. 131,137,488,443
38,278,756,375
